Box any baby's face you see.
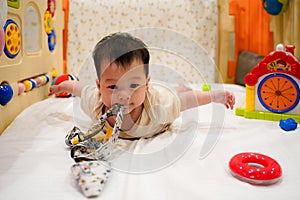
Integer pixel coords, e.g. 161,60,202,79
98,59,149,114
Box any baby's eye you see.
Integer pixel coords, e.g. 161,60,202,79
107,85,118,90
130,84,139,89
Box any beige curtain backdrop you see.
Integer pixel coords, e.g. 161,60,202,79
67,0,218,84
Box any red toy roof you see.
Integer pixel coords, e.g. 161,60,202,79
245,49,300,86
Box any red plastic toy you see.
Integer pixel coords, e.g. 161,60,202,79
51,74,78,97
229,152,282,185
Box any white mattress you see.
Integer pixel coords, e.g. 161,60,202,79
0,84,299,199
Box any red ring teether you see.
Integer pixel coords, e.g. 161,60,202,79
229,152,282,185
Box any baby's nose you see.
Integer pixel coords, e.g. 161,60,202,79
117,90,130,102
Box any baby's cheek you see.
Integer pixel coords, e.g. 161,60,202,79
131,90,146,104
101,95,113,107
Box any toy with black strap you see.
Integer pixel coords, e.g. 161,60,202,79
65,103,124,161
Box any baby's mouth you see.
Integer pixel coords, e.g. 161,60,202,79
122,104,133,113
123,106,130,112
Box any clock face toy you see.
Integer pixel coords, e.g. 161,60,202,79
258,73,300,113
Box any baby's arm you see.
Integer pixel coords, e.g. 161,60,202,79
177,84,235,111
210,90,235,109
49,80,84,97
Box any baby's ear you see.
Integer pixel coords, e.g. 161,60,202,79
146,76,151,87
96,79,101,90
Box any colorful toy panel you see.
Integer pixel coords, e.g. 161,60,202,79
0,0,64,134
236,44,300,123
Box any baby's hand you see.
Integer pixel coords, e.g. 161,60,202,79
211,90,235,109
48,85,60,96
48,80,81,97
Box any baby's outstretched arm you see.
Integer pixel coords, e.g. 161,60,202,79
49,80,84,97
177,84,235,111
210,90,235,109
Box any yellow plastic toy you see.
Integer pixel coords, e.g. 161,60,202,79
23,80,32,92
44,10,53,35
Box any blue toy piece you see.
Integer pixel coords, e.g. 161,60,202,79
0,82,13,106
279,118,298,131
29,79,37,90
48,29,56,51
262,0,289,15
45,74,50,83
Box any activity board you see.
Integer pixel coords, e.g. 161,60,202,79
236,44,300,123
0,0,64,134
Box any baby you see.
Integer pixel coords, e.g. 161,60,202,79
49,32,235,139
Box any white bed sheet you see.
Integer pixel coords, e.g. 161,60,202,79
0,84,300,200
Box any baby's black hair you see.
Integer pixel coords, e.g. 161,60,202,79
92,32,150,79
